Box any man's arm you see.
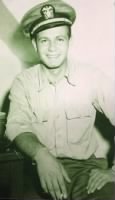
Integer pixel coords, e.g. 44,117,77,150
14,132,70,200
14,132,45,159
93,69,115,126
6,76,70,200
87,69,115,194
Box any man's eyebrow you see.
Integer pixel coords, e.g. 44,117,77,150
56,35,66,37
37,34,68,40
37,36,48,40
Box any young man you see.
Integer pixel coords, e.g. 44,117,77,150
6,0,115,199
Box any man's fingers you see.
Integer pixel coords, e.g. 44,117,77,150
57,176,68,199
52,177,62,200
40,177,48,193
87,174,106,194
61,165,71,183
46,178,57,200
89,177,106,193
97,179,107,190
87,170,100,191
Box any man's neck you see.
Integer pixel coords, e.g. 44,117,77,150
42,62,67,84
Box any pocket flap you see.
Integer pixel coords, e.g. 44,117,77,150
65,107,92,120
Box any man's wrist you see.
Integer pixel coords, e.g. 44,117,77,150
33,145,48,163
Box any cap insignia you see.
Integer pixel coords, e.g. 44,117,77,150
41,5,55,20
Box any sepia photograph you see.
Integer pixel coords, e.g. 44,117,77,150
0,0,115,199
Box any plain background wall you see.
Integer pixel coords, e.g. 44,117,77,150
0,0,114,110
0,40,21,110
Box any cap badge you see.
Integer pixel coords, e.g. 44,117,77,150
41,5,55,20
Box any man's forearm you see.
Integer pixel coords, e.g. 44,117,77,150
14,132,45,160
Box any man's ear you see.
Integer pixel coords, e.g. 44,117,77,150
32,39,37,52
68,37,74,59
69,37,72,45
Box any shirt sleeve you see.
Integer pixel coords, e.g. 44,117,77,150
93,69,115,126
5,75,33,141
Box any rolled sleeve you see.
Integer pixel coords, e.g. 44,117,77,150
93,70,115,126
5,76,33,141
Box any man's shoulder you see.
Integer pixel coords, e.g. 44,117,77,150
68,59,104,87
10,64,41,91
15,64,40,82
19,64,40,76
70,60,98,78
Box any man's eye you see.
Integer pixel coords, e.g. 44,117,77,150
57,38,64,42
40,39,48,43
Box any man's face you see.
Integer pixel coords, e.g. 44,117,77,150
36,25,70,69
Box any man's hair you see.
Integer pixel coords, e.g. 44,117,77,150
67,25,72,38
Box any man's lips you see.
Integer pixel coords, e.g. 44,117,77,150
47,54,59,58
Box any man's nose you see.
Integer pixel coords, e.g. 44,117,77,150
48,40,56,51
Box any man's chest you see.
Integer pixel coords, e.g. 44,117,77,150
26,79,95,123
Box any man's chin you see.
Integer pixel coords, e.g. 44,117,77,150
44,62,62,69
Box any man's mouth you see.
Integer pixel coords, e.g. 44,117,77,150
47,54,59,58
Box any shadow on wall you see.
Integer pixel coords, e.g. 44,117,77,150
0,0,39,66
0,1,39,116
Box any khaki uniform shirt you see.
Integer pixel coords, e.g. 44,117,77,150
6,62,115,159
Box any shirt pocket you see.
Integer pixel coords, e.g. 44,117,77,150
65,107,92,143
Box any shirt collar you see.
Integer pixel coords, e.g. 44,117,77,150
37,61,77,92
64,61,77,86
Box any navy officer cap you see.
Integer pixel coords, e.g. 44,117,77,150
21,0,76,38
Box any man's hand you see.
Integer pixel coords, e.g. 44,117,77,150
87,168,114,194
35,147,71,200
